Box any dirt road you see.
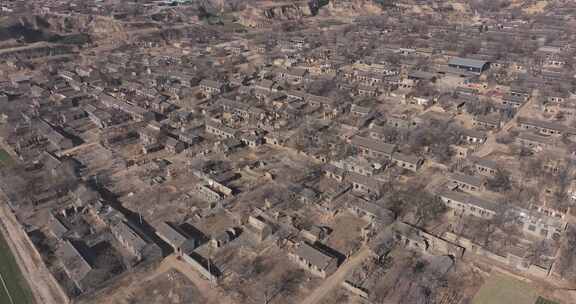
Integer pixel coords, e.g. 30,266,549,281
0,191,69,304
299,246,371,304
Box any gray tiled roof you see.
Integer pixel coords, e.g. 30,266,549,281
294,243,337,270
449,57,488,69
351,136,396,155
440,191,498,213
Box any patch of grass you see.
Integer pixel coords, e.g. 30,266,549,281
535,296,560,304
0,149,14,167
0,233,35,304
472,273,538,304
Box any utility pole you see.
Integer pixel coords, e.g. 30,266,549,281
139,205,142,225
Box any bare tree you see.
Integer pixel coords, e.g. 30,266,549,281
486,169,511,193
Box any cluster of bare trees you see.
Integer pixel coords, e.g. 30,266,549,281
558,226,576,282
371,252,462,304
406,120,462,163
380,186,447,227
486,168,512,193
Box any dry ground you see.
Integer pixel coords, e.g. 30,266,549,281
110,270,207,304
219,246,321,304
326,211,367,256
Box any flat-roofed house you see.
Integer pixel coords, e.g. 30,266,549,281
448,57,490,74
288,242,338,279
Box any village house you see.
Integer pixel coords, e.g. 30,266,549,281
264,132,288,147
439,191,498,219
220,98,251,119
357,85,379,97
387,114,416,129
346,172,381,196
155,222,197,255
323,164,347,183
509,86,532,100
240,133,264,148
139,127,163,146
351,136,396,160
48,212,69,238
276,67,308,84
99,93,154,122
199,79,225,97
455,87,479,96
332,156,384,177
195,184,224,203
461,128,487,144
516,132,554,152
193,170,235,198
205,120,239,139
83,105,116,128
391,152,424,172
512,208,566,241
473,115,502,130
347,198,395,226
178,128,203,146
253,79,279,99
448,172,484,192
407,70,437,83
368,124,389,142
469,157,499,176
165,137,186,154
442,231,556,279
407,92,436,106
350,104,371,117
543,90,570,103
536,46,566,66
501,93,528,108
288,242,339,279
110,221,149,261
244,215,274,242
391,221,465,258
517,117,574,136
57,240,93,292
543,101,576,118
149,98,175,115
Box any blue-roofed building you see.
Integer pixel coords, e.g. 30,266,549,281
448,57,490,74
